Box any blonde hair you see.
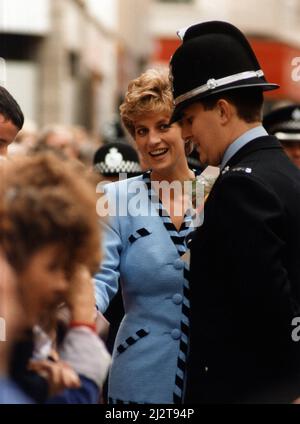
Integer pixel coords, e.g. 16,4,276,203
120,68,174,138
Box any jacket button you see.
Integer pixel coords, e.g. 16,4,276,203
173,259,184,270
171,329,181,340
172,294,183,305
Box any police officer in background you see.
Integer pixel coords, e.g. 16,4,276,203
93,141,142,183
169,21,300,403
264,105,300,169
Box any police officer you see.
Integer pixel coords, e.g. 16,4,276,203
169,21,300,403
264,105,300,169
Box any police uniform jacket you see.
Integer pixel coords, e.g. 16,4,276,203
185,135,300,403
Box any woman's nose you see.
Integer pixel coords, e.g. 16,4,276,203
148,130,161,145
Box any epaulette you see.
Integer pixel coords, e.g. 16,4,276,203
221,165,252,176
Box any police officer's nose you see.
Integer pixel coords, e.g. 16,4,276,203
182,129,193,145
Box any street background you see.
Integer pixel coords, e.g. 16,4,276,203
0,0,299,145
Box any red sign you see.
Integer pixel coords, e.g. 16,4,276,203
153,37,300,101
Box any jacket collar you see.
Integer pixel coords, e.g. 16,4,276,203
225,135,282,168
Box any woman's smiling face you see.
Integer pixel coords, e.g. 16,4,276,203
134,112,187,179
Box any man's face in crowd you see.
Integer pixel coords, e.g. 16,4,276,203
0,113,19,158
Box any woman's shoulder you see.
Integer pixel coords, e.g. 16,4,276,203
104,174,146,196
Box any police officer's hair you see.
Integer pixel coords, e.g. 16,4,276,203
200,88,264,123
120,68,173,138
0,86,24,129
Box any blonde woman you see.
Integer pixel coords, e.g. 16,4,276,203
94,69,199,404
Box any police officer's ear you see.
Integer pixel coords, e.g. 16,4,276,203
215,99,235,126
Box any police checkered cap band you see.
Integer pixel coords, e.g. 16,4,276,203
174,69,264,106
269,120,300,134
94,160,141,175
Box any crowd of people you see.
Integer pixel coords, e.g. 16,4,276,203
1,19,300,405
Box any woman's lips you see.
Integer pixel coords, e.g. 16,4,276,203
149,148,168,157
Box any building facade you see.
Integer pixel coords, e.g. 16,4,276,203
1,0,299,132
0,0,120,135
150,0,300,104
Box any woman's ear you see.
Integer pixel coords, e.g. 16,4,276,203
184,139,194,156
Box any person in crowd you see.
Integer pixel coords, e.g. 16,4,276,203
263,104,300,169
8,120,38,157
93,141,142,184
29,266,111,404
72,125,98,167
0,153,111,403
94,68,200,404
0,86,24,158
32,124,79,160
169,20,300,403
0,252,32,404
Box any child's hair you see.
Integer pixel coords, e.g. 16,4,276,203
0,153,101,274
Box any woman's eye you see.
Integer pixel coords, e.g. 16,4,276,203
159,124,171,131
187,117,193,125
136,128,147,136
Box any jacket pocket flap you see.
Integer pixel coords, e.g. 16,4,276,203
116,327,150,354
128,228,151,244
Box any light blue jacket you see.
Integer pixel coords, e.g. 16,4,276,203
94,175,192,403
